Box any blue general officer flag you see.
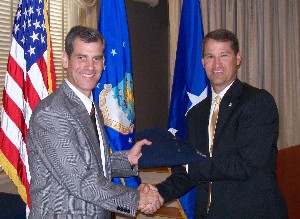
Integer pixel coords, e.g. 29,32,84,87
93,0,140,188
168,0,210,218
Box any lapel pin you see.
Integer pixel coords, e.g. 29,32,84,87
229,103,232,107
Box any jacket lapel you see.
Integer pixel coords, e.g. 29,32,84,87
94,104,111,177
213,80,243,145
188,96,211,155
61,81,105,175
201,97,212,155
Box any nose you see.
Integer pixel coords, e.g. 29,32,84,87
85,59,94,70
214,57,221,68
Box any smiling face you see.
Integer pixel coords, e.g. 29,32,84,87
202,39,242,94
62,37,104,97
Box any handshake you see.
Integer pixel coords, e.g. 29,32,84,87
137,183,164,215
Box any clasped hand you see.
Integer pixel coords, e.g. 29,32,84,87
137,183,164,214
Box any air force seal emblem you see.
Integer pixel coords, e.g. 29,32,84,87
99,73,134,134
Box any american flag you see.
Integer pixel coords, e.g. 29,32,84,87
0,0,56,208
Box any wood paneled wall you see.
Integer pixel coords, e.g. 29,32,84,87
277,144,300,219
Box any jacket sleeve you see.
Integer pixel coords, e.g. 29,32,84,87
110,150,138,178
156,165,194,203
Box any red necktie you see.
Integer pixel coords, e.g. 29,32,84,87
90,104,99,143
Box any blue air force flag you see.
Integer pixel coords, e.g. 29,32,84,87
168,0,210,218
93,0,140,188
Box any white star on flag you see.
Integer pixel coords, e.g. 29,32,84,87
33,19,41,29
186,86,208,115
30,31,39,42
111,49,117,56
28,46,35,56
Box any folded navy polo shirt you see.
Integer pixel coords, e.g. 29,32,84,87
136,127,206,168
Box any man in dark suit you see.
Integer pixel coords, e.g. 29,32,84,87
141,29,288,218
27,25,160,218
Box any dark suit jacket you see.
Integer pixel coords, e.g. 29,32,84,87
157,79,288,219
27,81,139,219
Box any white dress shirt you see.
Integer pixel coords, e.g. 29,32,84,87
208,81,234,151
65,79,107,177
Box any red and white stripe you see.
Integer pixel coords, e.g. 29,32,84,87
0,0,56,211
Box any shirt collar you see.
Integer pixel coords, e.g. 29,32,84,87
65,79,93,114
211,80,235,102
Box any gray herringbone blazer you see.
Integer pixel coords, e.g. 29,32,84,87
27,81,139,219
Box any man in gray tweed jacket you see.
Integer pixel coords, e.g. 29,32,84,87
27,25,161,219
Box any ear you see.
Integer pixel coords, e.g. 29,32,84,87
236,51,242,66
61,52,69,69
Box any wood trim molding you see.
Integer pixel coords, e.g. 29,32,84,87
73,0,96,9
